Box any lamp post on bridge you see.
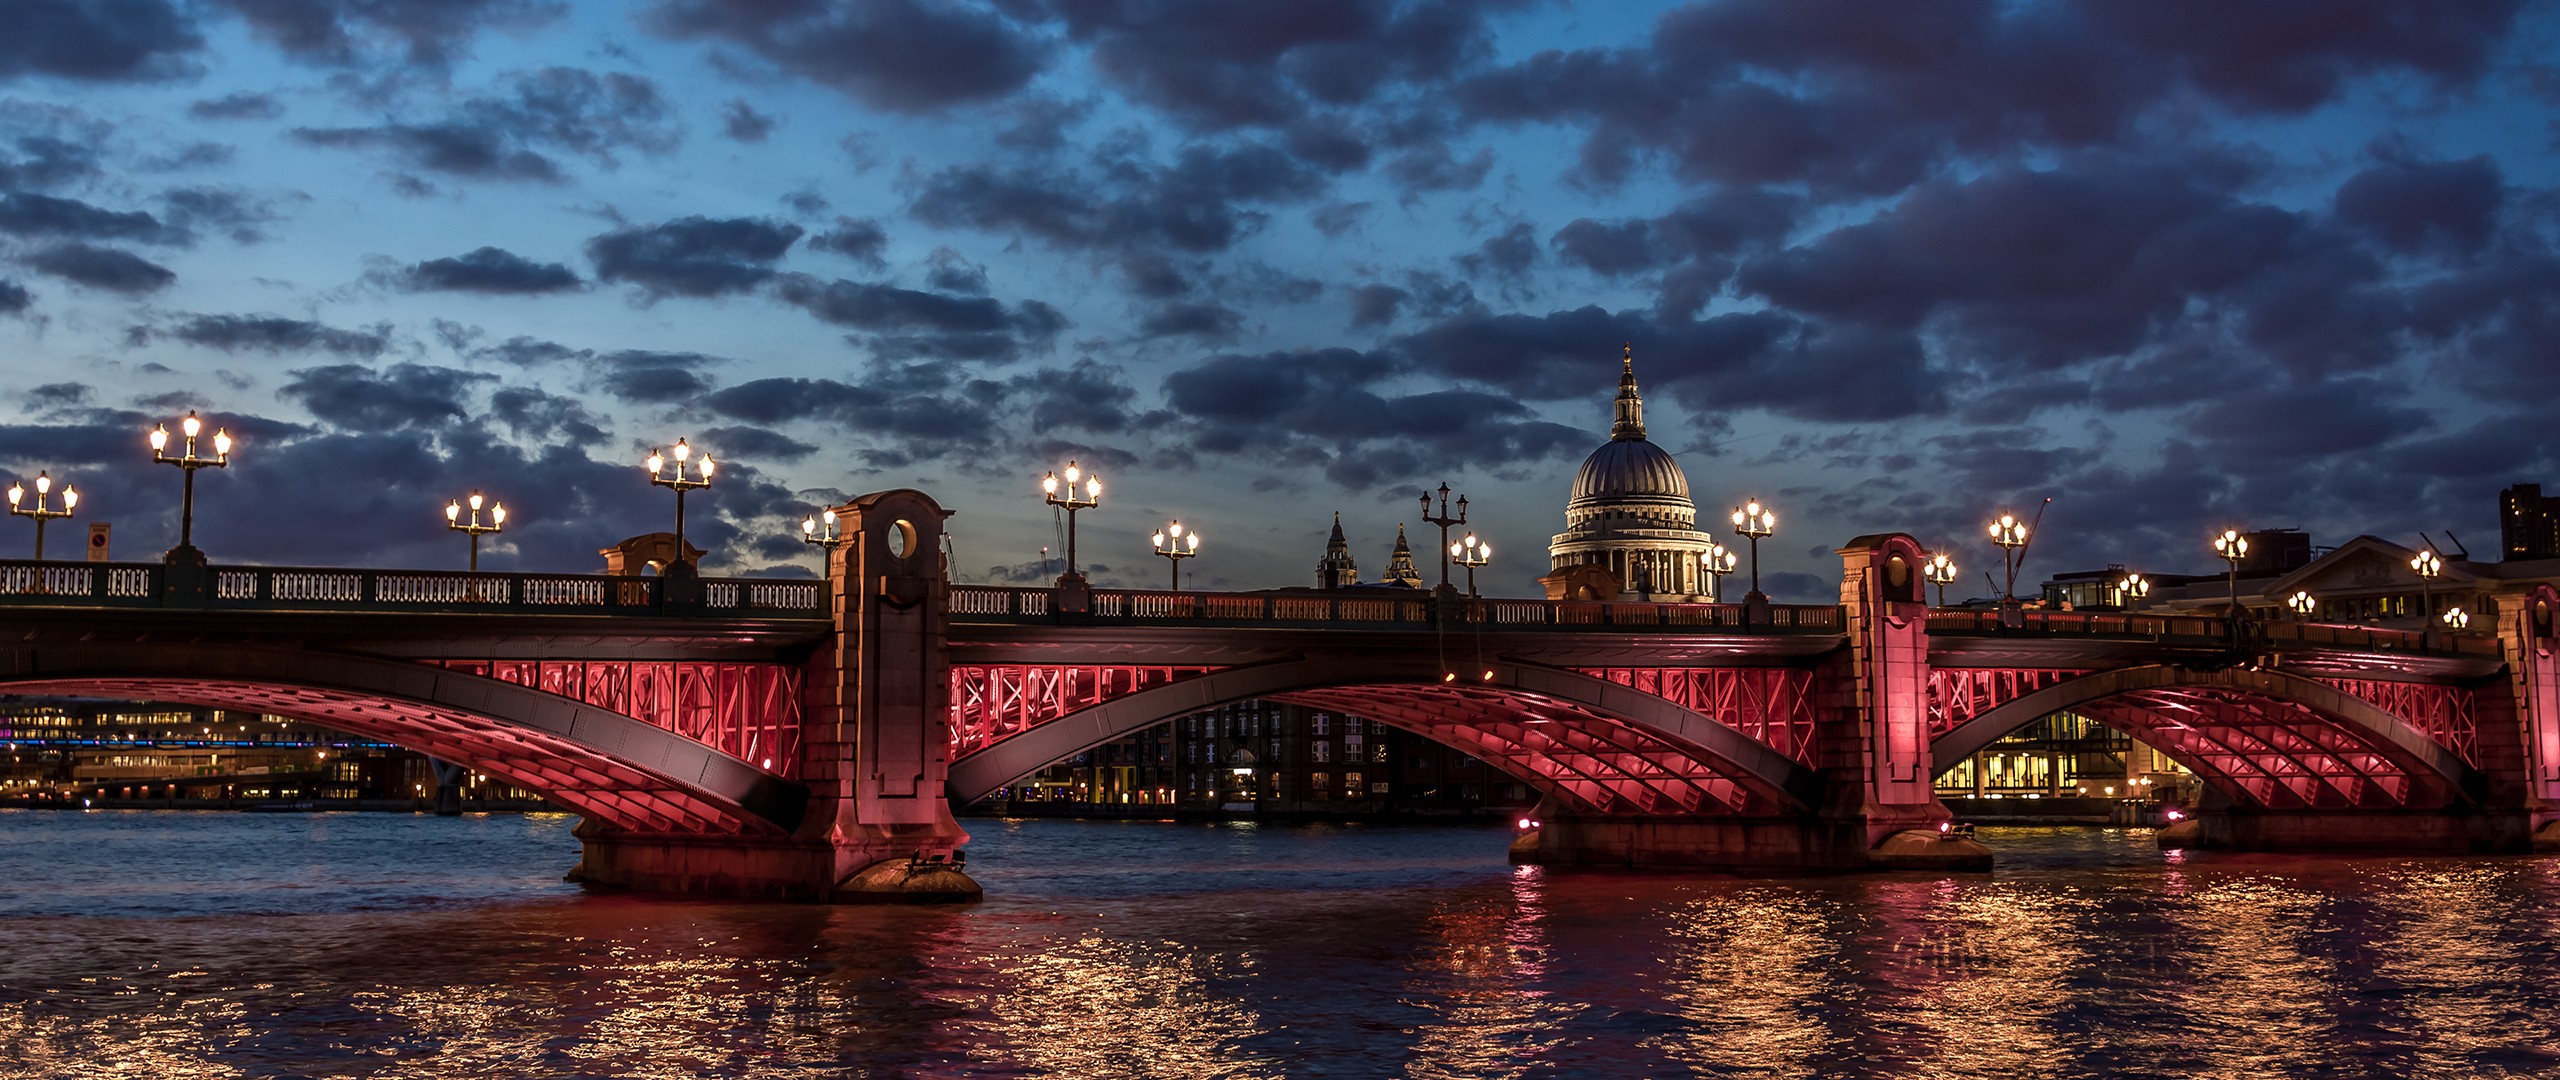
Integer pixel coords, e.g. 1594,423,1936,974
802,508,840,561
1701,542,1737,603
443,491,506,574
1040,460,1100,584
644,439,714,576
148,410,232,565
2213,528,2250,621
1150,520,1199,589
1923,550,1959,607
7,472,77,561
2411,547,2442,630
1452,532,1489,598
1420,482,1467,595
1730,499,1774,603
1988,512,2030,603
2286,589,2317,621
2117,571,2150,609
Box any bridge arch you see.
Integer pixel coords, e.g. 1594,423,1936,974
945,656,1824,815
1933,664,2484,810
0,643,807,835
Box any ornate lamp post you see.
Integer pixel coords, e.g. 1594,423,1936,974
2286,590,2317,620
1988,512,2030,602
1041,460,1100,582
644,439,714,573
1451,532,1490,598
2442,606,2470,632
1730,498,1774,602
1420,483,1468,591
1151,520,1199,589
2213,529,2250,616
2118,571,2150,608
148,411,233,564
443,491,506,573
2410,548,2442,628
802,508,840,558
1924,550,1959,607
1701,542,1737,602
7,472,77,561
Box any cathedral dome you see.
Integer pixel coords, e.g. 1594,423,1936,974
1570,438,1692,509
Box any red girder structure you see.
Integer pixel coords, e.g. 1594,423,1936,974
1574,667,1820,766
2076,690,2447,809
948,663,1217,759
429,660,805,778
2320,678,2478,765
46,677,767,835
1927,668,2090,737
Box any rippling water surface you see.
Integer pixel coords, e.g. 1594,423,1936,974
5,810,2560,1078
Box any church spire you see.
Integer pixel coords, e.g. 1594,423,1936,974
1612,342,1647,441
1316,510,1360,587
1382,524,1423,587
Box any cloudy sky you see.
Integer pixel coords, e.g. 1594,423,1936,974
1,0,2554,600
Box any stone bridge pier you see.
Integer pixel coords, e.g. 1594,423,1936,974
1510,534,1990,872
573,489,981,902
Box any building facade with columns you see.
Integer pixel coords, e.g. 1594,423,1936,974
1543,348,1717,601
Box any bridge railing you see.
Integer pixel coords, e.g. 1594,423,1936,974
1927,608,2498,657
0,560,827,618
947,585,1844,632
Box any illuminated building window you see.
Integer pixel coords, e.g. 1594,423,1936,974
1344,771,1363,796
1310,772,1329,800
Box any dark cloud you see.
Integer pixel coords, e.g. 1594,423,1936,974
158,187,280,245
398,245,581,294
2333,155,2502,255
291,67,679,183
923,249,988,294
718,99,778,142
589,349,726,404
466,334,590,367
771,274,1066,362
910,141,1327,281
700,424,817,463
1,0,204,83
0,279,30,314
207,0,565,70
22,242,174,292
1161,346,1582,488
279,363,494,430
586,215,801,298
0,131,106,192
645,0,1049,113
1137,300,1245,343
1457,221,1538,283
807,217,888,270
0,192,167,243
163,313,391,357
704,370,1003,466
488,385,605,444
188,91,284,121
1348,283,1405,329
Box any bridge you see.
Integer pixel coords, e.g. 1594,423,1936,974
1,488,2553,902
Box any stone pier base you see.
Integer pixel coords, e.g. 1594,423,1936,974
569,820,982,903
2162,809,2532,854
1505,807,1992,873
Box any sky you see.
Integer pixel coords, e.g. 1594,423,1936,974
0,0,2556,601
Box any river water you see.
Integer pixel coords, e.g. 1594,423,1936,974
3,811,2559,1078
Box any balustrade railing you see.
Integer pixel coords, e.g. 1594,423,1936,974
1927,608,2498,658
945,585,1842,632
0,559,828,618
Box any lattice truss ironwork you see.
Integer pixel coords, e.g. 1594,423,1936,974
948,664,1216,758
1572,667,1821,765
432,660,805,778
2076,690,2451,809
26,677,769,836
2321,678,2479,765
1927,668,2090,737
1277,686,1780,816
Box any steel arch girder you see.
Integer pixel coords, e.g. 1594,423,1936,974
941,655,1824,812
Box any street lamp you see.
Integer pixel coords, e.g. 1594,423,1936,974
1923,550,1959,607
2213,529,2250,616
1451,532,1490,598
2442,606,2470,632
644,439,714,572
1731,498,1774,602
1151,520,1199,589
2286,590,2317,620
802,509,841,579
1701,542,1737,602
7,471,77,561
148,410,232,563
442,491,505,573
2410,547,2442,627
1040,460,1100,582
2118,571,2150,608
1420,483,1468,591
1988,512,2030,601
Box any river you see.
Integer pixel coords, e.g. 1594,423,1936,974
3,810,2559,1078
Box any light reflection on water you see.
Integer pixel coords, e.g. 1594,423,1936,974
4,814,2560,1077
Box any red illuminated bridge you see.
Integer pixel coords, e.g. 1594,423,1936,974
2,488,2553,902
